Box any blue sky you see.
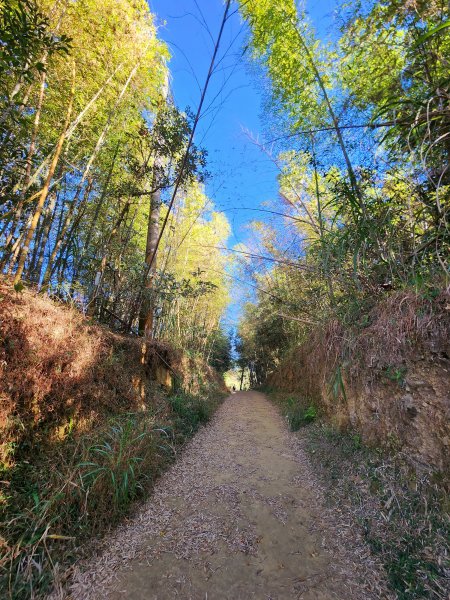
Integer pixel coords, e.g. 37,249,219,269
147,0,336,327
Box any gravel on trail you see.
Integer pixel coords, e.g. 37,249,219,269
68,391,390,600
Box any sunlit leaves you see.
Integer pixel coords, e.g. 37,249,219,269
239,0,331,130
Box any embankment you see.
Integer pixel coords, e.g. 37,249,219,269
267,290,450,475
0,280,225,599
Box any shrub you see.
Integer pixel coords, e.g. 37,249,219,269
168,392,216,439
284,397,317,431
0,390,222,599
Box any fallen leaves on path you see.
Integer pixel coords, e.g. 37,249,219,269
66,392,391,600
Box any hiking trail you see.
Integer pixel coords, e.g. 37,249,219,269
70,392,388,600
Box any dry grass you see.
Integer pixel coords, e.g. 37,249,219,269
271,391,449,599
0,279,225,599
348,289,449,380
0,280,149,468
0,278,224,470
303,422,450,600
267,289,450,473
270,289,449,393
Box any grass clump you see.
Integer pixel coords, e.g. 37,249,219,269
304,424,449,599
1,411,165,599
0,389,223,599
274,394,317,431
77,414,159,513
168,390,220,440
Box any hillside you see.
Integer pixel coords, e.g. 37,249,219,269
266,290,450,474
0,281,225,598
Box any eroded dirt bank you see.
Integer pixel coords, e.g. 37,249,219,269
69,392,390,600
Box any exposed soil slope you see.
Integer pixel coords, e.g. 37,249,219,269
69,392,390,600
267,291,450,474
0,279,223,469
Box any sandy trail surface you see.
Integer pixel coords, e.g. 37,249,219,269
70,392,387,600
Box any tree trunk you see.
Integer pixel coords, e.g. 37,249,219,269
13,62,75,284
17,62,124,197
310,133,335,306
5,216,31,274
0,67,47,266
32,189,58,282
87,197,132,316
38,55,145,289
74,143,120,275
137,73,169,338
138,182,161,337
40,178,93,289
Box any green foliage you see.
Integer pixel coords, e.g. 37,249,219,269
208,329,232,374
383,365,407,386
282,396,317,431
237,0,449,386
0,387,222,599
0,0,70,203
0,0,231,372
414,20,450,46
78,417,152,511
340,0,450,229
0,0,70,83
13,280,25,293
168,392,215,439
125,103,208,198
239,0,329,129
330,365,347,401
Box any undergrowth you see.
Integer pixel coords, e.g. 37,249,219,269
0,389,222,600
168,390,217,439
270,392,449,599
273,393,318,431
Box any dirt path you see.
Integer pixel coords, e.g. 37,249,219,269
70,392,387,600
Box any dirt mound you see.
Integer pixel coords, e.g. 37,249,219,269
0,279,222,469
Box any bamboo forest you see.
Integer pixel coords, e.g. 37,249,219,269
0,1,449,599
